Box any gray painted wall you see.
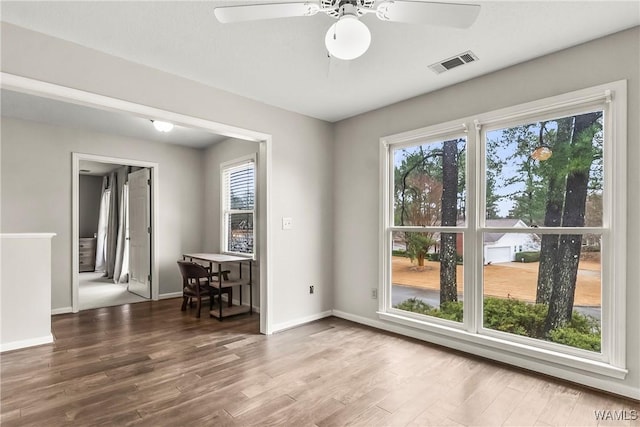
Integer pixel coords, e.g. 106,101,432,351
79,175,102,238
1,22,335,327
1,117,205,308
204,138,262,309
204,138,260,253
332,27,639,397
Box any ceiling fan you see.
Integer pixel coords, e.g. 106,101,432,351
213,1,481,60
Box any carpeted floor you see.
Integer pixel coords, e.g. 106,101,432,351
79,271,147,310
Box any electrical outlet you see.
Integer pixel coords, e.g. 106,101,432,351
309,285,315,294
282,217,293,230
371,288,378,299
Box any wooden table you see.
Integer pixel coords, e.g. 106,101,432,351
182,253,253,320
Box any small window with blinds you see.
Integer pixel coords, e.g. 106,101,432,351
221,157,256,255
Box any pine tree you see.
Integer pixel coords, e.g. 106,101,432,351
440,139,459,303
544,112,602,332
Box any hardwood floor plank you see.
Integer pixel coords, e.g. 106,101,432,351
1,298,637,427
375,380,446,426
446,367,517,425
466,383,526,426
535,385,582,426
316,387,389,427
192,409,238,426
261,396,346,427
344,405,391,426
232,394,297,425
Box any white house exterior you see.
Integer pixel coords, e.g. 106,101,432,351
483,219,540,264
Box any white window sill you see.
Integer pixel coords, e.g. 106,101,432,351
377,311,628,380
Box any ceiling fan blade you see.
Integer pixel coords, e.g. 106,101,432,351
214,2,320,23
376,1,480,28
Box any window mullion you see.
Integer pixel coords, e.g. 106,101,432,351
464,121,479,334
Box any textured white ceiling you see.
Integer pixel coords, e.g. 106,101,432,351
1,89,227,148
1,1,639,122
79,160,123,176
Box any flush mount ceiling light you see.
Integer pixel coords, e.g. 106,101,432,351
151,120,174,133
213,1,480,61
325,4,371,60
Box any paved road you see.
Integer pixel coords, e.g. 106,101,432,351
392,284,601,321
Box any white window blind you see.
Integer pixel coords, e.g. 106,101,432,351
222,159,255,255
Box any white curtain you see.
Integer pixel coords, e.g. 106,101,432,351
105,172,119,279
94,167,132,282
113,183,129,284
94,177,110,272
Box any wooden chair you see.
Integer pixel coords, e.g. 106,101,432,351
177,261,232,318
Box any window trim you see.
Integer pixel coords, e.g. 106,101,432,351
220,153,257,257
379,81,627,379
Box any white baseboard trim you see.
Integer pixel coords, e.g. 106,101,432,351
271,310,333,334
159,292,182,300
331,310,640,401
331,310,381,329
51,307,73,315
1,334,54,353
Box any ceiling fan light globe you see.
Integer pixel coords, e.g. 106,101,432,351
325,15,371,60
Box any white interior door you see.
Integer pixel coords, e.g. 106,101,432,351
127,168,151,298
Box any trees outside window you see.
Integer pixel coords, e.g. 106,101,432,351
391,138,466,322
382,82,626,371
483,111,603,350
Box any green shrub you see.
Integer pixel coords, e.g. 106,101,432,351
483,297,547,338
395,298,432,314
395,296,600,352
392,250,408,257
426,253,439,262
548,327,601,352
515,251,540,263
423,253,463,263
547,311,601,352
437,301,464,322
394,298,463,322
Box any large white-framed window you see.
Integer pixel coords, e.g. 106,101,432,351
221,154,256,256
379,81,627,378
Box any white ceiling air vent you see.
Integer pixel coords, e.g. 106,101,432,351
429,50,479,74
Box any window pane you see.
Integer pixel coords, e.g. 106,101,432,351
482,232,601,352
485,111,603,227
391,231,463,322
227,213,253,254
227,164,255,210
393,138,466,227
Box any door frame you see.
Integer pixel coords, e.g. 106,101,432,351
126,167,152,299
73,154,158,310
2,72,273,334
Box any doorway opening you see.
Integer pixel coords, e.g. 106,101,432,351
4,72,272,334
73,153,160,313
77,159,153,310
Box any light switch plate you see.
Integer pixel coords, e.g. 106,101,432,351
282,217,293,230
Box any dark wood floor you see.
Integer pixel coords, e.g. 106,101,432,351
1,299,638,426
